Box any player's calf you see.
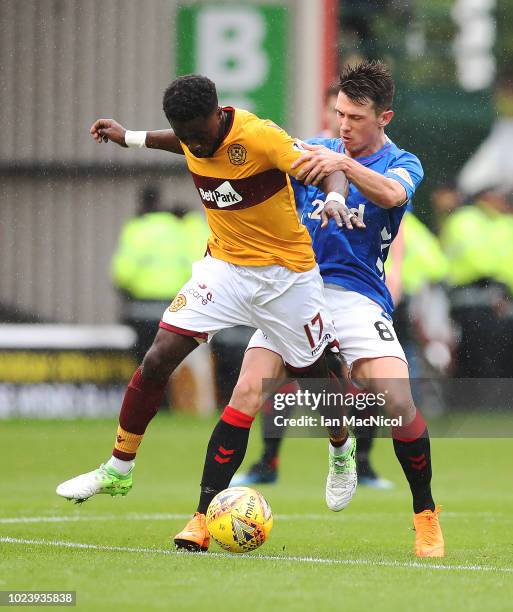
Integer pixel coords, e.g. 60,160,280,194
56,331,197,503
175,405,255,552
196,405,255,516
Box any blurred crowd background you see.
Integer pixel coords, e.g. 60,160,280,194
1,0,513,418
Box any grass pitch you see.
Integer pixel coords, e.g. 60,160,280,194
1,415,512,611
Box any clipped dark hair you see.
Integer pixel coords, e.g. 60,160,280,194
162,74,218,123
339,60,395,112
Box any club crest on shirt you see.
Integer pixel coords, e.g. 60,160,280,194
228,143,247,165
169,294,186,312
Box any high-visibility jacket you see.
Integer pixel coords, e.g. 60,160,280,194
386,213,449,295
439,204,504,287
182,211,211,264
111,212,192,300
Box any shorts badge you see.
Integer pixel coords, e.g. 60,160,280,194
169,294,186,312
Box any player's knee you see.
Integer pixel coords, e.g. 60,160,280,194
141,332,195,381
382,391,416,422
141,345,170,381
230,376,262,416
142,342,181,380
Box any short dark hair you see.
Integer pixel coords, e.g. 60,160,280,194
162,75,218,123
339,60,395,112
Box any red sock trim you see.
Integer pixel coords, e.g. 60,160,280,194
392,408,427,442
269,456,279,470
129,367,167,394
221,405,254,429
112,449,136,461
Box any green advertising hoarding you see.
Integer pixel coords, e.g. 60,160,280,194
176,3,289,126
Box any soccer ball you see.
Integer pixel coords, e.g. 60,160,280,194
206,486,273,553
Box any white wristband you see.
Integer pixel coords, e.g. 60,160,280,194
326,191,346,205
125,130,147,148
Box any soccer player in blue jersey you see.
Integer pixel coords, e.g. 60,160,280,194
238,61,444,557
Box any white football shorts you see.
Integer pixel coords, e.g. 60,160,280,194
160,255,337,370
247,284,406,372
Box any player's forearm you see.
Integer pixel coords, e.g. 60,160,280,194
340,158,406,208
320,170,349,199
144,130,184,155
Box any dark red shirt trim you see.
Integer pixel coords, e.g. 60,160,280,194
159,321,208,341
190,168,288,211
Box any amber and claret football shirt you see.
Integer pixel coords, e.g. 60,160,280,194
181,107,316,272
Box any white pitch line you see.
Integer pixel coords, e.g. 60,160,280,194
0,513,347,524
0,511,508,525
1,537,512,574
0,514,185,524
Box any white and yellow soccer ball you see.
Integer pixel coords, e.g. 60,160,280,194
206,486,273,553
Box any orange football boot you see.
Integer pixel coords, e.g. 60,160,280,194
174,512,210,552
413,505,445,557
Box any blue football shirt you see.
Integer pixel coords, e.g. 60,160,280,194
292,137,423,314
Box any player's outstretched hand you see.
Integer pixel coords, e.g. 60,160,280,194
90,118,127,147
321,199,366,230
292,143,344,186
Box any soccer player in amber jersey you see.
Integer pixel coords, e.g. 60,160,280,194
56,75,363,548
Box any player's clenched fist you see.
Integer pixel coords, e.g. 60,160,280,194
90,118,127,147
